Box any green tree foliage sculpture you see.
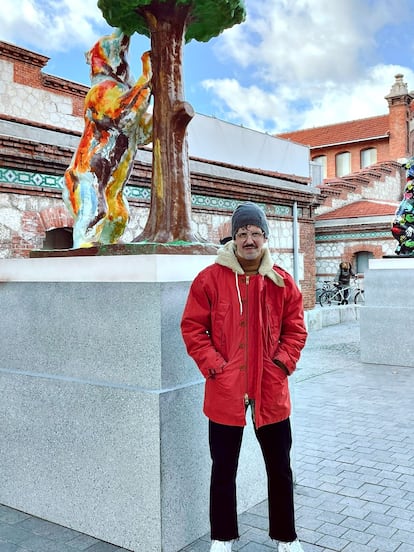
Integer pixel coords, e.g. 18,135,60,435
98,0,246,244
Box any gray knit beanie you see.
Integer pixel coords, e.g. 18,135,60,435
231,202,269,238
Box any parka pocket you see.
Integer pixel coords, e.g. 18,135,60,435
211,300,231,358
205,360,244,421
265,304,281,357
260,358,289,410
206,360,241,395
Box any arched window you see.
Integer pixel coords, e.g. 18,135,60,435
360,148,377,169
42,228,73,250
312,155,327,180
335,152,351,177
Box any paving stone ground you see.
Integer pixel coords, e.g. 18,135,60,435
1,318,413,552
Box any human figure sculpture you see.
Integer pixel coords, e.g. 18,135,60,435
392,157,414,256
63,29,153,248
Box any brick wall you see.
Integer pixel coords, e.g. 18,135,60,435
388,103,410,159
14,61,43,88
315,138,391,180
300,219,316,310
0,42,87,131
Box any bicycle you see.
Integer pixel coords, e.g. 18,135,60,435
316,280,333,301
319,282,349,306
318,276,364,306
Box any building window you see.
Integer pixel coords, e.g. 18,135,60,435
335,152,351,177
312,155,327,180
360,148,377,169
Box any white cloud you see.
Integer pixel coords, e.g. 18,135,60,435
204,0,414,132
216,0,391,83
300,65,414,128
1,0,414,134
203,63,414,134
0,0,108,52
202,78,302,133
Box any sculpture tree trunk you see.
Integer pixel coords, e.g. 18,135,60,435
134,3,196,243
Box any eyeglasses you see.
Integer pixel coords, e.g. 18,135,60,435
235,231,265,240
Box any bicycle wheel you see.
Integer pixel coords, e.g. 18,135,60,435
354,290,365,305
319,291,332,307
330,290,343,305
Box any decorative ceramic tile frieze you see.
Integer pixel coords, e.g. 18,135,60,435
0,168,294,216
0,168,63,189
124,186,151,200
316,231,391,241
191,195,238,210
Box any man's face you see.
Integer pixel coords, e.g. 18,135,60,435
234,225,267,260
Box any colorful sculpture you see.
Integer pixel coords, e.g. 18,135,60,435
98,0,246,244
63,29,153,248
392,158,414,256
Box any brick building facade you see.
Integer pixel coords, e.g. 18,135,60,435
278,74,413,180
0,40,320,309
277,74,411,283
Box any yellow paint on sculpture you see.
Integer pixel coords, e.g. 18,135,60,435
153,138,164,201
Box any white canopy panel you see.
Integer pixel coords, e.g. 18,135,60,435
188,113,310,179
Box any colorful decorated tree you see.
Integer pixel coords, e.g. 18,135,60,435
98,0,246,243
392,157,414,256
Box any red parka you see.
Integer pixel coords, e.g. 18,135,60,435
181,243,307,428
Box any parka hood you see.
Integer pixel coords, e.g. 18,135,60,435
215,240,285,287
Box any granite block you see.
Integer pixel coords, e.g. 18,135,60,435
363,268,414,307
0,373,161,551
0,274,268,552
0,281,200,390
360,306,414,367
360,260,414,367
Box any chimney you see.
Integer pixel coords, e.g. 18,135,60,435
385,74,413,160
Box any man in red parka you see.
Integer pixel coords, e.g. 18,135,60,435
181,202,308,552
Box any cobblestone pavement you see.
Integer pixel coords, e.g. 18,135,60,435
1,320,413,552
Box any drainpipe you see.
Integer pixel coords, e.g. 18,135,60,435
293,201,299,285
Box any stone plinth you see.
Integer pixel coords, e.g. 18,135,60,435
304,303,360,331
0,255,267,552
360,257,414,367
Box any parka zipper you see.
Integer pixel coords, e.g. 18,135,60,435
244,276,249,406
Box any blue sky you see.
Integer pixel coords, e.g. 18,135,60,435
1,0,414,134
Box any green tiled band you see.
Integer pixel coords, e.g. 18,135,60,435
0,168,294,216
316,231,390,241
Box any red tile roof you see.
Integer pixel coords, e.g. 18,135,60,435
277,115,389,147
317,200,398,220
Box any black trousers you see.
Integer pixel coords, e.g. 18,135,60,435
209,417,297,542
341,284,350,302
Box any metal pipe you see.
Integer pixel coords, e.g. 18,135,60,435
293,201,299,284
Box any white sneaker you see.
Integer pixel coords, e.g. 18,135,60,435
210,540,232,552
278,539,305,552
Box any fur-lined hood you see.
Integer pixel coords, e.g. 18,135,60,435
215,241,285,287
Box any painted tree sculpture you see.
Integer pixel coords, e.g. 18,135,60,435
98,0,246,244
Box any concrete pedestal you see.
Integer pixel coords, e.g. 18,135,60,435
360,257,414,367
0,255,267,552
